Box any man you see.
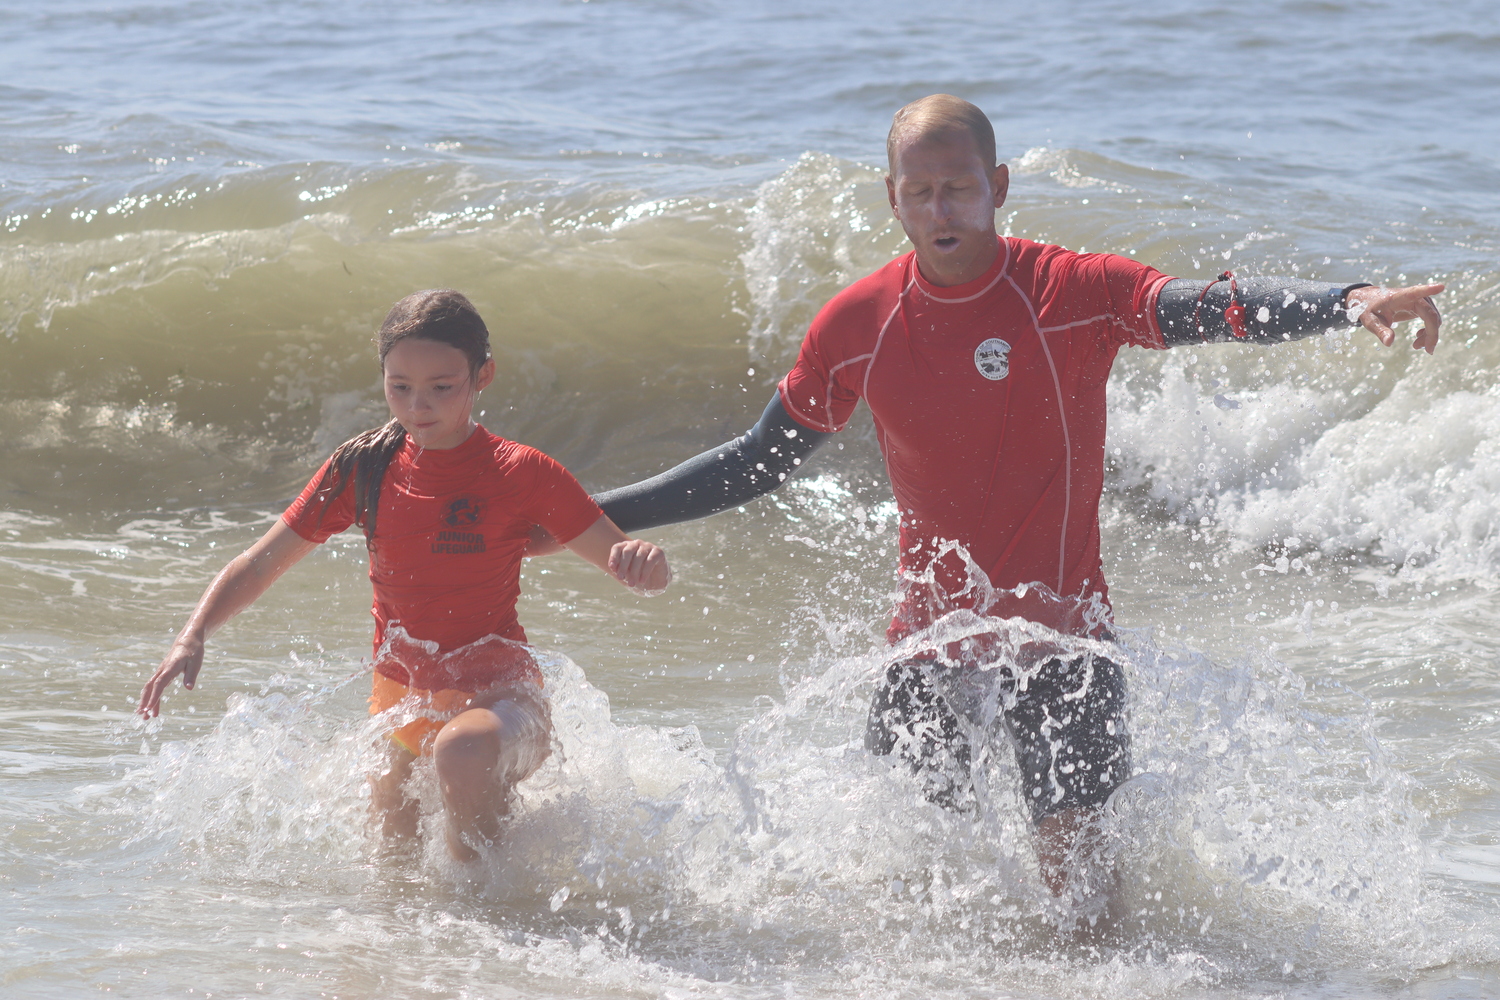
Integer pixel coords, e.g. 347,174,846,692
555,95,1443,908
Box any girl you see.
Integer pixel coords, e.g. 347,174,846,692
138,289,671,861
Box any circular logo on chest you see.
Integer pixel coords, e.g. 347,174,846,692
974,338,1012,380
443,495,487,527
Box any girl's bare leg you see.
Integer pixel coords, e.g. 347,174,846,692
370,742,421,843
432,698,550,862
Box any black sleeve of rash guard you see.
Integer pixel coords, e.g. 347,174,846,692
594,392,832,534
1156,276,1374,346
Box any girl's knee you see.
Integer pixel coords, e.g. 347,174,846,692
433,710,501,774
435,698,550,788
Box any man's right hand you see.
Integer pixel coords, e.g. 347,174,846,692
138,634,205,718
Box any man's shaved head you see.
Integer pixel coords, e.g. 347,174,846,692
886,94,996,173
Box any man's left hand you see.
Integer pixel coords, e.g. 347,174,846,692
1346,283,1445,354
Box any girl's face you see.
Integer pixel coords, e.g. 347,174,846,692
382,337,495,450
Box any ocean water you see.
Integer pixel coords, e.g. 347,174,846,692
4,1,1500,997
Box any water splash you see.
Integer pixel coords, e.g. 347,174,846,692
115,594,1475,996
740,152,901,362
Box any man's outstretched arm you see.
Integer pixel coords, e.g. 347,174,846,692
1156,276,1443,353
593,392,832,534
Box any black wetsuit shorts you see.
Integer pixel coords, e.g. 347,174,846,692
865,650,1130,822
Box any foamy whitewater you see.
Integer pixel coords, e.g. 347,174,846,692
4,1,1500,997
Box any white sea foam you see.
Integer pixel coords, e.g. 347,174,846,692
1233,384,1500,581
1109,343,1500,585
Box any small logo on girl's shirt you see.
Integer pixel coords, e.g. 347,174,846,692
443,495,487,527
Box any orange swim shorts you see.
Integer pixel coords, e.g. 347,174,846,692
368,673,552,761
368,673,478,756
367,628,550,757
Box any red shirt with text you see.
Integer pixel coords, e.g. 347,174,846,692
281,425,602,689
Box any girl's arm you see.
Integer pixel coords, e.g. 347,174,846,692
138,521,319,717
562,515,671,595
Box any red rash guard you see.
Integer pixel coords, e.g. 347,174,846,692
281,425,603,690
779,239,1171,639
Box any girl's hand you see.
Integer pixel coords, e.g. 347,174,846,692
562,515,672,594
139,634,206,718
136,521,317,719
608,539,672,596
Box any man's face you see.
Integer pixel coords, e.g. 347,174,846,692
886,129,1009,287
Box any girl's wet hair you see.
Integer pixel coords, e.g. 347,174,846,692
308,290,491,540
